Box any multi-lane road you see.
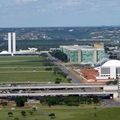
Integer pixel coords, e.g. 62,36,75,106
46,52,83,83
0,83,118,99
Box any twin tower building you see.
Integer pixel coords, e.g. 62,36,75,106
8,32,16,55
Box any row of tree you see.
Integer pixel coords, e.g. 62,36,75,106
40,95,100,106
4,95,99,108
53,67,67,78
50,50,68,62
53,67,69,83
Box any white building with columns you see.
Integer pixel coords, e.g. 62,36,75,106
96,60,120,80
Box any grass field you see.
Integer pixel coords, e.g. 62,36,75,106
0,56,45,67
0,56,67,83
0,106,120,120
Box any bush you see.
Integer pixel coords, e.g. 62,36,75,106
8,112,13,117
55,78,62,84
21,111,26,117
14,117,19,120
49,113,56,119
29,111,33,115
1,101,7,106
45,67,52,71
67,78,72,83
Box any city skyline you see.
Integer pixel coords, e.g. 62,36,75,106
0,0,120,27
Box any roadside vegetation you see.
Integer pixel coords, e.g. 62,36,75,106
50,50,68,62
40,95,100,106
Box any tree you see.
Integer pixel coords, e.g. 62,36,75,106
93,96,100,104
64,95,79,106
50,50,68,62
8,112,13,117
15,96,27,107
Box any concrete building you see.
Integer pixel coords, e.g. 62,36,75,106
96,60,120,80
60,43,105,64
8,32,16,55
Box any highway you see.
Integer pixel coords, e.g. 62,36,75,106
46,52,83,83
0,91,116,97
0,83,118,98
0,84,107,90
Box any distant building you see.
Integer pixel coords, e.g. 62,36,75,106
8,32,16,55
96,60,120,80
109,51,120,60
60,43,105,64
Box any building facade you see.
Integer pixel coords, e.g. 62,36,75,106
60,44,105,64
8,32,16,55
96,60,120,80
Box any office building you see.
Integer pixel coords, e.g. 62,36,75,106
8,32,16,55
60,43,105,64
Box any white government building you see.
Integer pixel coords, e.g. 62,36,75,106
0,33,38,56
96,60,120,80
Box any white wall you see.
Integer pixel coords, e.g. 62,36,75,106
103,85,118,91
110,66,116,79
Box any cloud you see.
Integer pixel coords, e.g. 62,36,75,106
1,0,120,16
44,0,120,13
14,0,38,4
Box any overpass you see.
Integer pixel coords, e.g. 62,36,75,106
0,91,117,97
0,83,118,99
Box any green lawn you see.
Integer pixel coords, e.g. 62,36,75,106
0,56,45,67
0,56,67,83
0,106,120,120
0,72,65,82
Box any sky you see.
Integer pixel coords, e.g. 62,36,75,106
0,0,120,27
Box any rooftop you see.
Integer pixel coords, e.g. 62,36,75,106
102,60,120,67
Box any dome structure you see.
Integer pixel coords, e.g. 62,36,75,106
0,51,9,54
96,60,120,80
102,60,120,67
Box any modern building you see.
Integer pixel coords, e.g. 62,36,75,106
8,32,16,55
96,60,120,80
60,43,105,64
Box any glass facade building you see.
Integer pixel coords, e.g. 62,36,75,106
60,44,105,64
81,50,94,63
